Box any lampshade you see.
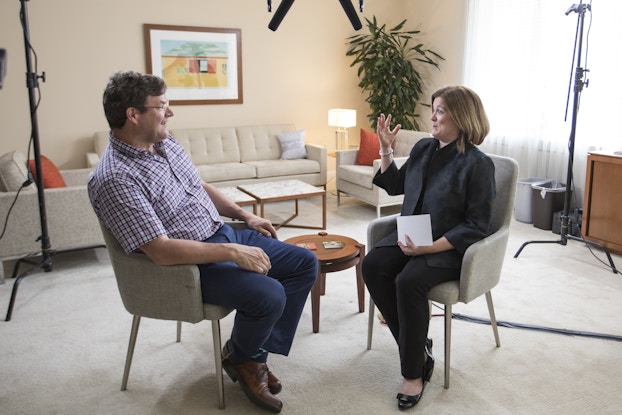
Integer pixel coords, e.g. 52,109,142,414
328,109,357,129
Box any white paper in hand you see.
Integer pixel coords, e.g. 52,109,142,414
396,214,433,246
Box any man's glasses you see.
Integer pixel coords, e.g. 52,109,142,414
142,103,170,113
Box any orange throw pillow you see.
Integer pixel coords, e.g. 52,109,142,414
28,155,66,188
355,128,381,166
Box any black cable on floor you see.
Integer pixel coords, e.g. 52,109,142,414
449,312,622,342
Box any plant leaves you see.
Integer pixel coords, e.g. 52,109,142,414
345,16,443,130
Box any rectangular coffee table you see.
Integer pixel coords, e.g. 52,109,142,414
238,179,326,230
218,186,258,215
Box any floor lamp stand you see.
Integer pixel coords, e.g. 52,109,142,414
335,127,349,151
514,3,618,275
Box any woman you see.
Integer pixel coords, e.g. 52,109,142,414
362,85,496,410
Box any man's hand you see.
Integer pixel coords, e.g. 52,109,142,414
231,243,272,275
246,214,278,239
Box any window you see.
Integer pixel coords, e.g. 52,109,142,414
463,0,622,207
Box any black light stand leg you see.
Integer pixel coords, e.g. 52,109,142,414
5,0,52,321
4,1,107,321
513,3,618,275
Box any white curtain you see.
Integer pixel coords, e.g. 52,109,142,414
463,0,622,208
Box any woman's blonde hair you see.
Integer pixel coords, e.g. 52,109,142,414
431,86,490,153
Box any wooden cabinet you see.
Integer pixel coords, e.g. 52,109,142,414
582,151,622,255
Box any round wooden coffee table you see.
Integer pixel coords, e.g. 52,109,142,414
284,232,365,333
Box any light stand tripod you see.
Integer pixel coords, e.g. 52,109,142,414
513,2,618,275
4,0,103,321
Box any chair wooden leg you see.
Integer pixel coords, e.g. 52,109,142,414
176,320,182,342
443,305,452,389
367,297,375,350
211,319,226,410
485,291,501,347
121,315,141,391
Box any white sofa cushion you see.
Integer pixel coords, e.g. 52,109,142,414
394,130,431,156
196,162,256,183
248,158,320,179
94,131,109,157
170,127,240,165
338,164,375,190
237,124,295,162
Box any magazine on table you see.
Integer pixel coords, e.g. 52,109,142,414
296,242,317,250
322,240,344,249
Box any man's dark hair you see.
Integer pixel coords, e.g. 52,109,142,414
103,71,167,129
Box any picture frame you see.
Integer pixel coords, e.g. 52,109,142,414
144,24,243,105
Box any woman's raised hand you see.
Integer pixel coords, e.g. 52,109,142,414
376,113,401,149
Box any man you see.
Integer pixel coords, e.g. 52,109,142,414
88,71,318,413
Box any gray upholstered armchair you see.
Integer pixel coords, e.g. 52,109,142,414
366,154,519,388
335,130,430,217
100,223,239,409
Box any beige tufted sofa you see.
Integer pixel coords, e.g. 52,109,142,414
88,124,327,188
335,129,431,217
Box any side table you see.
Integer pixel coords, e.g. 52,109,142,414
283,232,365,333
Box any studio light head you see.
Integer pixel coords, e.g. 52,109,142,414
267,0,363,32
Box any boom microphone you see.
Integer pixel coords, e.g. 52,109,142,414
268,0,295,31
339,0,362,30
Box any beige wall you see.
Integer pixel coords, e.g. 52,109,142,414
0,0,463,169
405,0,467,133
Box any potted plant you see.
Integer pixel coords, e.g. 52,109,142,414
346,16,444,131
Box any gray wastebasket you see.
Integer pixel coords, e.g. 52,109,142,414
514,178,551,223
531,182,567,230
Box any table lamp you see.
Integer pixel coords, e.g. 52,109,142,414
328,108,356,150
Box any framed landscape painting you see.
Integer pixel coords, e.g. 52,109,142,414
144,24,243,105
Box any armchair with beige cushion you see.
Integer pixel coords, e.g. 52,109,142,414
100,223,234,409
335,129,430,217
365,154,519,388
0,151,104,282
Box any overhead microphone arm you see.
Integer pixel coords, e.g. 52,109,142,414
268,0,363,31
339,0,362,30
268,0,295,31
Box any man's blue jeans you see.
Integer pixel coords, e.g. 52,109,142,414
198,224,318,363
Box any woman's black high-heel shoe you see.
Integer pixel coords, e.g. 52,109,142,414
397,387,424,410
396,338,435,410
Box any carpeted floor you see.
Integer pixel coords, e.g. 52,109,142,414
1,185,621,415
